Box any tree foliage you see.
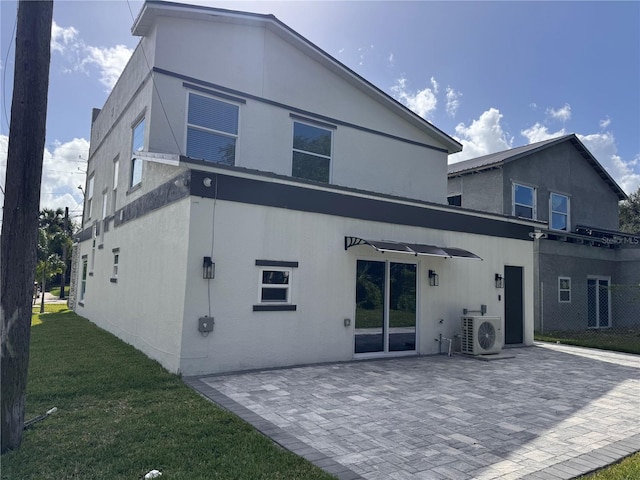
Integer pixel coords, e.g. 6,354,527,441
619,186,640,234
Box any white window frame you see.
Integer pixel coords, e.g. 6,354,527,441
558,277,571,303
112,249,119,280
80,256,88,302
292,119,333,183
101,191,108,220
130,117,145,188
86,175,94,220
185,91,240,165
550,192,570,231
257,268,292,305
512,182,536,219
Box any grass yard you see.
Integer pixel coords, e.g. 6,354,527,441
535,328,640,355
1,305,335,480
581,452,640,479
48,286,69,297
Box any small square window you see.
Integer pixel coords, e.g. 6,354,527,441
447,194,462,206
558,277,571,303
259,269,291,304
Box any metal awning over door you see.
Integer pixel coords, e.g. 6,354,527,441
344,236,482,260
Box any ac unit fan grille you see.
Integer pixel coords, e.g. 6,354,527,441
477,321,496,350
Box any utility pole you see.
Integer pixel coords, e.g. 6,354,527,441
60,206,69,300
1,0,54,453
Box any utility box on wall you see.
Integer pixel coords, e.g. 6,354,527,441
198,316,214,333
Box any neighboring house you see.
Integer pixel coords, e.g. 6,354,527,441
448,134,640,333
70,0,541,376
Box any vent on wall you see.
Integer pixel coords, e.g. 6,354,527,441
461,316,503,355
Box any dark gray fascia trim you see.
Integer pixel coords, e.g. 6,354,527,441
112,247,120,253
183,82,247,104
253,304,297,312
289,114,337,130
155,67,448,153
110,278,117,283
190,170,534,241
255,260,299,268
76,172,191,242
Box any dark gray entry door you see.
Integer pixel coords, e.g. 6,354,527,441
504,266,524,344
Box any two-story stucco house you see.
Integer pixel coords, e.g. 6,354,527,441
448,134,640,334
70,1,541,376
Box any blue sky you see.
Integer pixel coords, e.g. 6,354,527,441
1,0,639,223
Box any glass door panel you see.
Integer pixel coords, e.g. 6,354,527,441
389,263,416,351
587,279,597,327
355,260,385,353
587,277,611,328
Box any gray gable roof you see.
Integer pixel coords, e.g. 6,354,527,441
448,134,628,201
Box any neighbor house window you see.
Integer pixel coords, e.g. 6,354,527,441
559,277,571,303
292,121,332,183
550,193,570,231
80,256,88,302
186,92,239,165
513,183,536,219
130,118,145,187
85,175,95,221
447,194,462,206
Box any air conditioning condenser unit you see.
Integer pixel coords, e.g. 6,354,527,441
461,316,503,355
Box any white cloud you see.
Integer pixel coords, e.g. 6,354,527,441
390,76,438,119
430,77,439,94
50,20,133,91
599,117,612,129
445,86,461,117
547,103,572,122
578,132,640,195
1,135,88,225
84,44,134,90
449,108,513,162
520,123,566,144
388,52,394,66
529,102,538,110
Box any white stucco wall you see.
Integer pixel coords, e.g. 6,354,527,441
145,15,450,204
178,193,534,376
75,197,191,373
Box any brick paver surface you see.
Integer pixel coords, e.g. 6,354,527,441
187,343,640,479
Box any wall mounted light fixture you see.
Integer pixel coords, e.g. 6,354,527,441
495,273,504,289
428,269,439,286
203,256,215,279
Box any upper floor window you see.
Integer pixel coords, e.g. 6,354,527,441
447,194,462,207
86,175,94,220
292,121,332,183
186,93,238,166
112,158,119,214
550,193,570,231
130,118,145,187
513,183,536,219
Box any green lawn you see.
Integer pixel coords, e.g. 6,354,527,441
581,452,640,479
535,328,640,355
48,286,69,297
1,305,335,480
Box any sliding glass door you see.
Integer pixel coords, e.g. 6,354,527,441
355,260,416,354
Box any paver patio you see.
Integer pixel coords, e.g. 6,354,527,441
186,343,640,480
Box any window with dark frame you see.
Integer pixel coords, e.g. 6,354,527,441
186,92,239,165
447,194,462,206
292,121,332,183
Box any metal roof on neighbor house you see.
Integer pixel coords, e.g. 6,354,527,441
447,134,628,201
132,0,463,154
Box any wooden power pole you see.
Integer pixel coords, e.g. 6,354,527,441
1,0,54,453
60,206,69,300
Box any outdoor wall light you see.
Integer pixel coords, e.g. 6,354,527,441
203,177,213,187
203,256,215,279
428,269,439,286
495,273,504,289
